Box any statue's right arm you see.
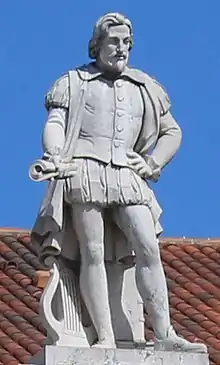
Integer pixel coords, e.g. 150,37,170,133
42,74,69,158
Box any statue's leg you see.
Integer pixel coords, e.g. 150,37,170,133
71,203,115,348
113,205,170,340
113,205,207,352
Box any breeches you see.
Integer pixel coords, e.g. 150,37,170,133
64,158,163,237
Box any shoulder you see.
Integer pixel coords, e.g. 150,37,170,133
45,69,84,110
151,77,170,98
129,68,169,92
45,67,87,110
125,67,150,85
130,68,171,114
45,73,69,110
151,77,171,113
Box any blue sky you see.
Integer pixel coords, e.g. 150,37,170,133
1,0,219,237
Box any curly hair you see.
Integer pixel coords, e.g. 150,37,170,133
88,12,133,59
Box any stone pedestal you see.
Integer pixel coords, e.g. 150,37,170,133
32,259,209,365
30,346,209,365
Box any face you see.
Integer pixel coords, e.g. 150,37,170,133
98,24,131,73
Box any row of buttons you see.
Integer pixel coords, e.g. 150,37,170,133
115,79,124,135
116,80,123,103
114,79,124,146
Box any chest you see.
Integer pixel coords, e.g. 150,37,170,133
84,77,144,118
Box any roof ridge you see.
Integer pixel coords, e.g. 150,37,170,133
0,230,220,242
160,238,220,245
0,228,30,235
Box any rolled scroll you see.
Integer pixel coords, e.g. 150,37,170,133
29,159,77,182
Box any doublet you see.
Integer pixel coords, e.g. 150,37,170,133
73,75,145,166
64,73,155,208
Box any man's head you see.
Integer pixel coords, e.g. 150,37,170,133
89,13,133,74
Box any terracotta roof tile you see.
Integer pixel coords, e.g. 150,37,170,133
0,347,18,365
1,231,220,364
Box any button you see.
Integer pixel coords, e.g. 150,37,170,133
116,111,124,117
117,95,124,101
114,140,121,147
116,80,123,87
117,125,123,132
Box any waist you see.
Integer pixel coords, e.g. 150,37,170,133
73,137,133,165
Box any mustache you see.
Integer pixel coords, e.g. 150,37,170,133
115,52,127,59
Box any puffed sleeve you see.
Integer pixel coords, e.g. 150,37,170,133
45,73,69,111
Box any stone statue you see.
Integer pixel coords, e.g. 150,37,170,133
30,12,207,353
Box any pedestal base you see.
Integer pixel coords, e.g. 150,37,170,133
30,346,209,365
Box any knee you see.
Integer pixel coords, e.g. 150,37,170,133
80,241,104,265
136,240,161,266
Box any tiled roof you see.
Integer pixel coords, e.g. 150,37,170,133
0,230,220,365
0,230,46,365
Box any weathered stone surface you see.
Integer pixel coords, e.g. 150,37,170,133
30,346,209,365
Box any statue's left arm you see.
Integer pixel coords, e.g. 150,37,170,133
146,80,182,180
128,76,182,182
151,110,182,170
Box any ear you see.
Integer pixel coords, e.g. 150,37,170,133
129,38,133,51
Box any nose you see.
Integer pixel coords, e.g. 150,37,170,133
117,40,125,52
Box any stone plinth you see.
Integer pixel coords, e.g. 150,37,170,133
30,346,209,365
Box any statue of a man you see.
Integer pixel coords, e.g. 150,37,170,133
31,13,206,352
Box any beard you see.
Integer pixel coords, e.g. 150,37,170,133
110,57,127,72
97,53,128,75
